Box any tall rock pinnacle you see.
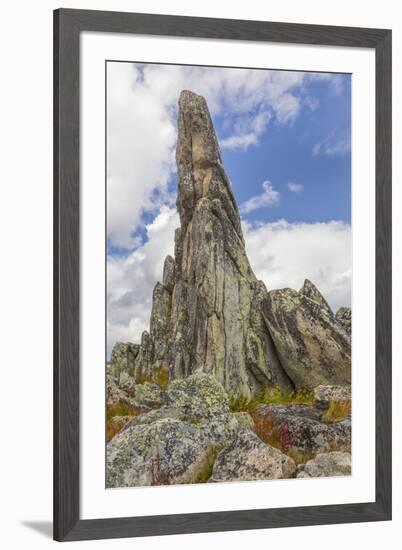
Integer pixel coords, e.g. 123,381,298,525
120,90,351,396
168,90,292,395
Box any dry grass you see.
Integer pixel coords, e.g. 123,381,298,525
106,415,131,442
153,366,170,389
229,385,314,414
106,401,142,441
322,399,351,423
250,409,281,447
135,366,170,389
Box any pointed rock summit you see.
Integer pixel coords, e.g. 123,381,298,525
113,90,351,396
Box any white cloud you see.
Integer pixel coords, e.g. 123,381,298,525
243,219,351,312
324,138,351,157
221,110,271,151
239,180,280,214
108,63,342,249
220,133,258,151
287,182,304,194
312,135,351,158
107,212,351,356
107,206,179,356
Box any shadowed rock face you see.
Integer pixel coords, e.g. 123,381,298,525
112,90,351,397
263,283,351,387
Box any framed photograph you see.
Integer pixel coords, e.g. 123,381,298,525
54,8,392,541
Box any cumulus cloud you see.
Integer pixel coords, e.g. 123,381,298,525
107,206,179,356
239,180,280,214
220,133,258,151
107,213,351,356
107,62,342,250
287,182,304,194
243,219,351,312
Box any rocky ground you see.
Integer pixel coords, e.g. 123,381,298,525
106,369,351,486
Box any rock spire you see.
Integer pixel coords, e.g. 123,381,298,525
113,90,351,396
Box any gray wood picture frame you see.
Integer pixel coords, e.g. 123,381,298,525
53,8,392,542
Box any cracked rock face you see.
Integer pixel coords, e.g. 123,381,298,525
106,414,241,487
263,283,351,387
209,429,296,482
109,90,351,399
335,307,352,336
168,91,293,395
123,90,294,397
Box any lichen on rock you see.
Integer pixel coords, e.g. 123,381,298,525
209,429,296,482
297,451,351,478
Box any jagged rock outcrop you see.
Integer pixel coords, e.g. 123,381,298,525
335,307,352,336
300,279,332,316
109,90,351,399
118,90,295,397
109,342,139,382
263,282,351,387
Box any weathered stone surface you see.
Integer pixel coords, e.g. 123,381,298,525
254,403,351,462
134,382,165,409
134,331,154,383
299,279,332,316
110,342,139,381
209,430,296,482
118,371,136,397
335,307,352,335
162,255,176,293
263,287,351,387
232,412,255,431
297,451,351,478
166,372,230,419
108,90,352,414
314,385,351,410
149,283,172,368
106,372,148,416
166,90,290,396
106,415,240,487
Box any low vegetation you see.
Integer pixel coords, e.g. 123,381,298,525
228,385,314,414
153,366,170,389
106,401,141,442
106,415,131,442
134,365,170,389
322,399,351,423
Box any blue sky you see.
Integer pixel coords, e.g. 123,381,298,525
218,77,351,226
106,62,351,355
